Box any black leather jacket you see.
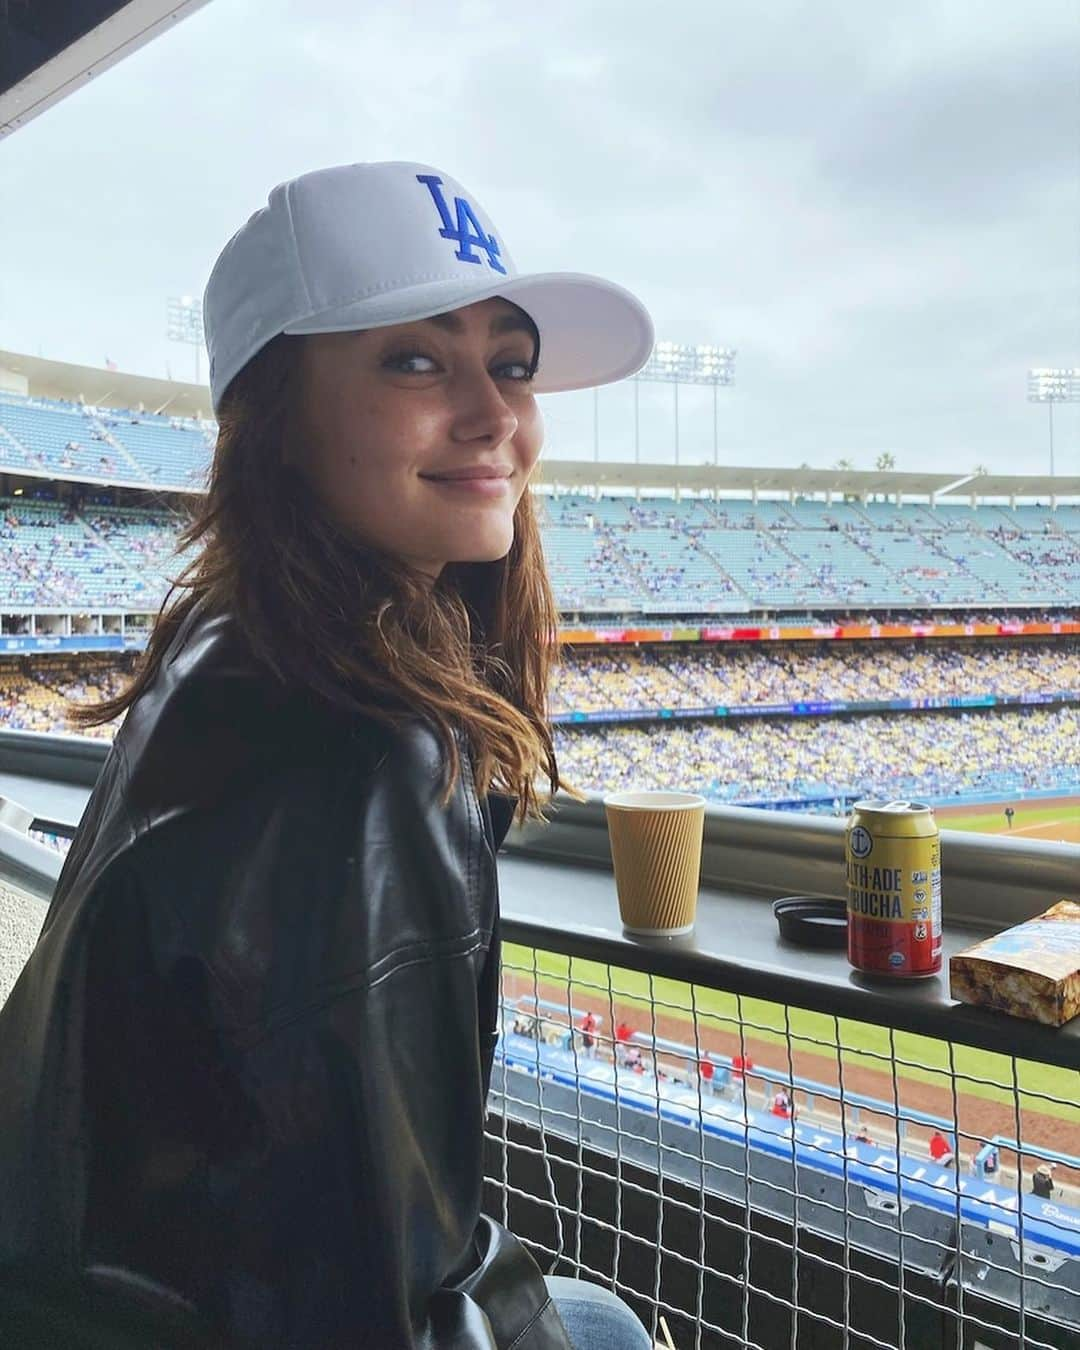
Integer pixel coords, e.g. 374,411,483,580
0,601,571,1349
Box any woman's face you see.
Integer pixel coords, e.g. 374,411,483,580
292,296,543,580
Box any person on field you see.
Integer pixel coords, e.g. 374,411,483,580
0,162,655,1349
971,1144,1000,1179
625,1044,645,1073
1032,1164,1056,1199
771,1088,796,1120
928,1130,955,1167
731,1051,755,1080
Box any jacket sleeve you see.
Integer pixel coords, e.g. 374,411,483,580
111,731,568,1350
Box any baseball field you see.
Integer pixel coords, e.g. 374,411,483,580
934,795,1080,844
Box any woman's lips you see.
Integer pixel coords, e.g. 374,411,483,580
422,476,511,497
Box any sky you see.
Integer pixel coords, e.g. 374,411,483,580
1,0,1078,476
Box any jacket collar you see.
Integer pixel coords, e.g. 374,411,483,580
122,599,519,850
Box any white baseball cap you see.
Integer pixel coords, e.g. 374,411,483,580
203,160,655,413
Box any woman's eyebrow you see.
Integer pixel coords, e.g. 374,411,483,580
421,312,534,338
489,313,534,337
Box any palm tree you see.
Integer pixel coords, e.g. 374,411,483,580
973,463,989,476
875,452,896,472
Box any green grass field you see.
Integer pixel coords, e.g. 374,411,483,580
504,803,1080,1126
935,798,1080,844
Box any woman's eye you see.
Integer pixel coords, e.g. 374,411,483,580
382,351,534,381
384,351,439,374
496,361,535,383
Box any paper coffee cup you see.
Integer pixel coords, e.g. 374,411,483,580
603,790,706,936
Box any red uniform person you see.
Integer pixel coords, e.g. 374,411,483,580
928,1130,954,1166
614,1020,633,1065
731,1052,755,1079
580,1010,598,1057
698,1057,715,1094
771,1089,795,1119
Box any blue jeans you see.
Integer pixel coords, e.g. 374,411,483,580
545,1276,652,1349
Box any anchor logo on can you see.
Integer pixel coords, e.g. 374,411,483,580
849,826,873,859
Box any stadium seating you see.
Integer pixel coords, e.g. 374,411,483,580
701,502,761,530
0,394,212,489
551,640,1080,713
541,526,649,609
81,503,191,581
769,529,915,607
780,500,871,530
0,653,129,737
618,528,741,604
104,414,209,487
10,641,1078,809
693,528,808,607
858,503,938,532
554,704,1080,804
0,498,143,607
1,394,1079,617
0,398,124,481
852,529,997,606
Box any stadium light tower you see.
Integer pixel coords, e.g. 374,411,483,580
632,342,736,465
167,296,205,385
1027,368,1080,476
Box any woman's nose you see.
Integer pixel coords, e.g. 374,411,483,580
449,370,519,444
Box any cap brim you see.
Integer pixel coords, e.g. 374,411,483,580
283,270,655,393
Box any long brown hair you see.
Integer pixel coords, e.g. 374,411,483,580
66,332,580,823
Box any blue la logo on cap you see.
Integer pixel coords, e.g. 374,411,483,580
416,174,506,275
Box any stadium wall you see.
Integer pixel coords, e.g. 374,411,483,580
552,690,1080,726
0,635,137,654
744,785,1080,814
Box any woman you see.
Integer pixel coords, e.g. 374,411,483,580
0,163,654,1348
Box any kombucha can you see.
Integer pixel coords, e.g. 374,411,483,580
845,799,942,978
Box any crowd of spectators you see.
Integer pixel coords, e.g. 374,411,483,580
536,493,1080,610
549,640,1080,713
81,506,191,577
763,609,1079,626
2,485,1079,615
3,647,1078,807
552,705,1080,803
992,531,1080,577
0,499,159,609
0,654,132,740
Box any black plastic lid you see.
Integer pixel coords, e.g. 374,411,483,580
772,896,848,949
